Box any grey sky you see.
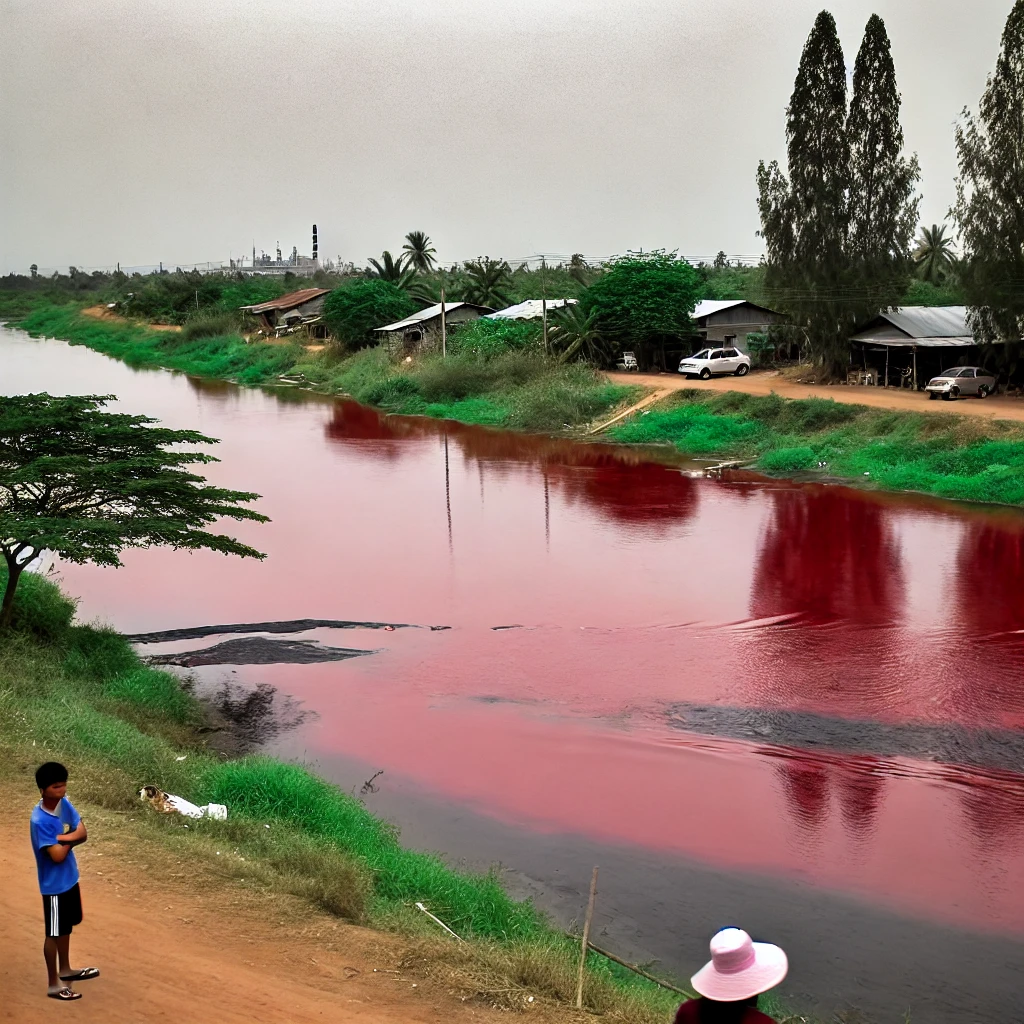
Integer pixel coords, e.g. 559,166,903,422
0,0,1010,275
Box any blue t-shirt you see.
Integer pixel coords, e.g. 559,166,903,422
30,797,81,895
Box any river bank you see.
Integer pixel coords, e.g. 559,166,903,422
0,567,721,1023
11,300,1024,509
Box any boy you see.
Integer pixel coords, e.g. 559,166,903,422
30,762,100,1001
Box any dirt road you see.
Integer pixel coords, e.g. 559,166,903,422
607,370,1024,424
0,783,540,1024
82,306,181,332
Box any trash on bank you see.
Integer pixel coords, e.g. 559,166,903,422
139,785,228,820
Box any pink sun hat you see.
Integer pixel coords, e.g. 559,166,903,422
690,928,788,1002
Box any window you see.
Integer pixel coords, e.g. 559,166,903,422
710,350,725,360
723,348,740,358
958,368,975,378
692,350,711,360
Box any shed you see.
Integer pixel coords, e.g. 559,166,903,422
375,302,494,355
691,300,786,353
240,287,330,333
487,299,577,320
850,307,979,388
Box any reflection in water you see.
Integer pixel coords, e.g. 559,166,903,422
956,519,1024,636
775,755,832,836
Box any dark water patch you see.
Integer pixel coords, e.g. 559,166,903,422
201,680,314,753
126,618,448,643
667,702,1024,775
148,636,377,667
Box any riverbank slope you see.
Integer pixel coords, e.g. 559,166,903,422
12,301,1024,507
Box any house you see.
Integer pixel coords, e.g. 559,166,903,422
240,288,330,333
691,300,786,353
849,307,976,387
487,299,577,320
375,302,494,354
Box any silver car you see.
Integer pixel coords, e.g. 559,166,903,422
678,347,751,379
925,366,997,400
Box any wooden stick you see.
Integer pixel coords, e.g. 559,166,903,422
585,941,694,998
414,901,463,942
576,866,599,1009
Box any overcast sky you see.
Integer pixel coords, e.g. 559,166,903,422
0,0,1011,275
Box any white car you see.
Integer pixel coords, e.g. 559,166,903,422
678,347,751,379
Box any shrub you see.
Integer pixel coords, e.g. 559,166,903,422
451,318,541,358
0,566,76,640
182,312,238,341
759,446,818,473
322,281,417,350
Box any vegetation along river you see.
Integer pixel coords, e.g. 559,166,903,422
4,325,1024,1023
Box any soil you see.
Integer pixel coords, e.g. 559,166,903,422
146,636,377,667
81,306,182,332
125,619,431,643
0,777,565,1024
607,369,1024,424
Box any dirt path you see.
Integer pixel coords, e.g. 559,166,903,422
606,370,1024,424
82,306,182,332
0,782,550,1024
588,386,674,435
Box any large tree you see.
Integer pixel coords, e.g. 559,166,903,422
758,12,852,379
580,251,701,368
952,0,1024,349
461,258,513,308
402,231,437,273
367,251,417,291
0,394,268,629
913,223,958,284
846,14,921,317
322,280,417,349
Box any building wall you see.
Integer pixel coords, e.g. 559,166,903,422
380,308,487,356
697,306,785,353
274,295,326,325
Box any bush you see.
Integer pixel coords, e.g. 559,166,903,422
0,566,76,640
759,446,818,473
322,281,417,350
182,312,238,341
451,318,541,358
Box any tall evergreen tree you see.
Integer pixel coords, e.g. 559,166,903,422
952,0,1024,349
757,11,853,379
847,14,920,318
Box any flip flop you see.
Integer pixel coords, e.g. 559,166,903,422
60,968,100,981
47,987,82,1001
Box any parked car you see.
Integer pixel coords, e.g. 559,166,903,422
925,366,997,400
616,351,639,371
678,347,751,379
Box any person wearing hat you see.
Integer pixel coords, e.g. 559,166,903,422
675,927,788,1024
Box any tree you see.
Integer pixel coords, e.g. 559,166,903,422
758,11,852,379
367,251,417,291
322,280,417,349
29,264,38,278
462,258,512,308
913,224,958,284
0,394,267,630
402,231,437,273
713,251,729,269
847,14,921,317
548,303,608,364
952,0,1024,348
579,251,702,368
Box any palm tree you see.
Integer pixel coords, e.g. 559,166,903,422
548,303,608,364
913,224,957,284
462,258,512,308
402,231,437,273
367,250,417,291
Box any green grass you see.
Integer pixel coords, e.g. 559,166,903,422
0,568,702,1022
610,390,1024,506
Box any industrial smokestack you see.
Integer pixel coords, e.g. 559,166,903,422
312,223,318,262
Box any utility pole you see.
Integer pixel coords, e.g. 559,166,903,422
542,270,548,355
440,270,447,358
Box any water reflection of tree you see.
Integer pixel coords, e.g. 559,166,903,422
749,489,906,839
323,401,700,528
955,519,1024,636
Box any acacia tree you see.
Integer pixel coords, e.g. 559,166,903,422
0,394,268,629
952,0,1024,349
580,251,701,369
847,14,921,318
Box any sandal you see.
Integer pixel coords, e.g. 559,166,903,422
48,988,82,1001
60,968,100,981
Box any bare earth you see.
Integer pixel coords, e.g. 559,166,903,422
607,370,1024,424
82,306,182,332
0,781,556,1024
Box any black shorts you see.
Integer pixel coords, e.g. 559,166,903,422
43,883,82,938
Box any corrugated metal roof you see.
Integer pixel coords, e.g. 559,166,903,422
239,287,329,313
375,302,493,332
856,336,975,348
871,306,969,339
692,299,747,319
487,299,578,320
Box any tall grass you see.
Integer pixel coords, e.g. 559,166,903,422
611,390,1024,506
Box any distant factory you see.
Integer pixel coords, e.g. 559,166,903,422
243,225,322,278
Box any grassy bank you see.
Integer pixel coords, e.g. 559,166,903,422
611,390,1024,506
13,303,633,433
0,568,722,1022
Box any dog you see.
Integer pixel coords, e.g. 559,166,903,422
138,784,175,813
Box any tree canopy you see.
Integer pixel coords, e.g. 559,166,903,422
913,224,957,284
580,252,701,367
322,280,418,349
952,0,1024,348
0,394,268,628
402,232,437,273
